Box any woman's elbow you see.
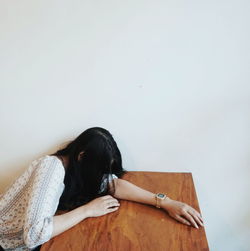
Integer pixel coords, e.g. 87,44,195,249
23,218,53,248
23,232,38,249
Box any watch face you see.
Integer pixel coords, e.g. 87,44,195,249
158,193,165,198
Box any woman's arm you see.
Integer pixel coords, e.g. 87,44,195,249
112,178,204,229
52,195,120,238
52,205,90,238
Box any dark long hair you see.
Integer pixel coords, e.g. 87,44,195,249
52,127,125,210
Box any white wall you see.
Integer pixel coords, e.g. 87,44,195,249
0,1,249,250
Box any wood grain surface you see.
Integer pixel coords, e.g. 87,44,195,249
41,172,209,251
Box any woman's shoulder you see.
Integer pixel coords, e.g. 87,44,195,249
0,155,64,205
31,154,60,165
28,155,65,178
30,155,61,167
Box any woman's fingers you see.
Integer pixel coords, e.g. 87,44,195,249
162,199,204,228
189,211,204,227
102,196,120,208
107,201,120,208
186,208,204,227
107,198,119,204
106,206,119,214
175,215,191,226
103,196,119,203
182,212,199,229
103,195,114,200
198,213,204,224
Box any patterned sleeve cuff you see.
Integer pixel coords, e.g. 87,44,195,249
99,174,118,193
23,216,54,248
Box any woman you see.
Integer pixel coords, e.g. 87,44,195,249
0,127,203,250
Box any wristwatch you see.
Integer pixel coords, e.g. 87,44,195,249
155,193,167,208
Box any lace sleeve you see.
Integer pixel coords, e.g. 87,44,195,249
99,174,118,193
23,156,65,248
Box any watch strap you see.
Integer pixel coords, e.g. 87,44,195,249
155,193,167,208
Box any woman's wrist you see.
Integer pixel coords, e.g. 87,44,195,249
80,204,92,218
52,205,90,238
161,197,173,211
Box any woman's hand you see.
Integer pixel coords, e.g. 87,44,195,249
52,195,119,238
84,195,120,218
161,198,204,229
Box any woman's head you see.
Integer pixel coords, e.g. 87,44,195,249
54,127,125,210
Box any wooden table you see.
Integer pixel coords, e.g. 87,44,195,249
41,172,209,251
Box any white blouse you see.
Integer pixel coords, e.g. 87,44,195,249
0,155,117,250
